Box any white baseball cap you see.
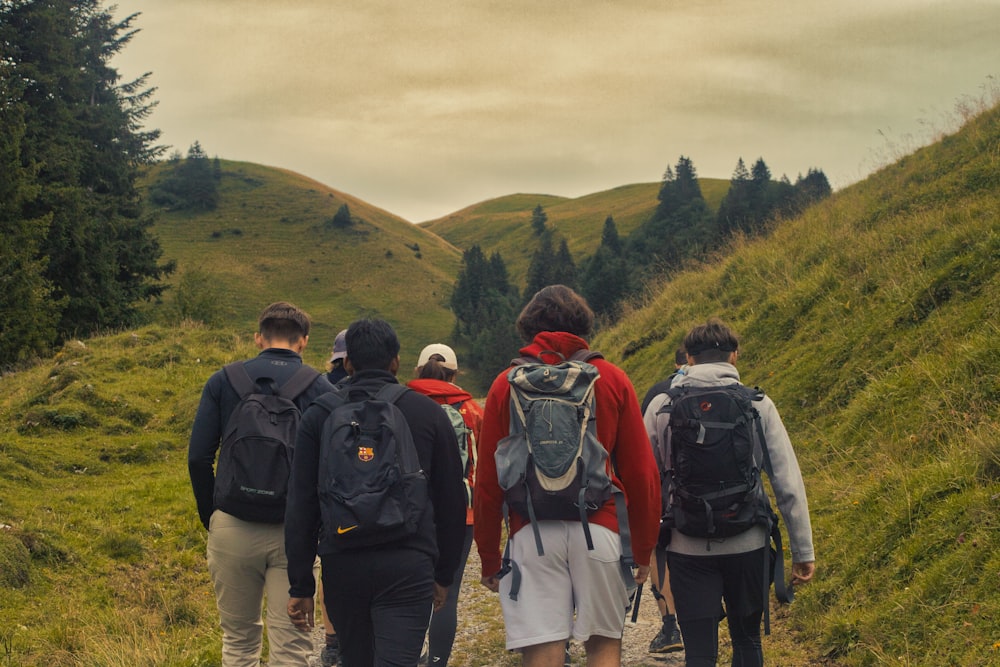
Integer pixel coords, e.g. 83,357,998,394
416,343,458,371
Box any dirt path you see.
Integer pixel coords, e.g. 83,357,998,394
309,546,829,666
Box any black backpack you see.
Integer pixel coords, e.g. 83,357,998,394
655,382,792,627
657,383,774,539
313,383,428,549
214,362,320,523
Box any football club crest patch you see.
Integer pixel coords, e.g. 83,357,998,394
358,446,375,462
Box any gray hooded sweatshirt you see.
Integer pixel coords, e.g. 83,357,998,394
643,362,815,563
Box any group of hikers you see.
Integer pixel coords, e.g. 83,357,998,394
187,285,815,667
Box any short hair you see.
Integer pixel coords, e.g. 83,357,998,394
417,356,456,381
345,318,400,371
683,317,739,364
674,347,687,366
258,301,310,344
516,285,594,342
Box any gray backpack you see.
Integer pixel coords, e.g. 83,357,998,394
495,350,634,599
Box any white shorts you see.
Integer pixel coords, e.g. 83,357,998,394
498,520,630,650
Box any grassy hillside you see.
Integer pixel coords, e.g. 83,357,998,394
420,179,730,289
2,100,999,666
141,160,463,369
600,100,1000,665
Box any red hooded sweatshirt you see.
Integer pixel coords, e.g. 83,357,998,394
407,378,484,526
473,331,661,578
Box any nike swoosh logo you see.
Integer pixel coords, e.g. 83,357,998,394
336,525,359,534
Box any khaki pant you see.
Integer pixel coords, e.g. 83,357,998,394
207,511,318,667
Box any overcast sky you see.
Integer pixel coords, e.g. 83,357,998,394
110,1,1000,222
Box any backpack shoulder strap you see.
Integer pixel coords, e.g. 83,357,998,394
312,386,348,414
374,382,409,405
223,361,256,398
276,365,320,401
569,349,603,363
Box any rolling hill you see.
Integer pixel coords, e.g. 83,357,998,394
420,179,730,288
139,160,464,368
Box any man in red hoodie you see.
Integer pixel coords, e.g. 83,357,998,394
474,285,661,667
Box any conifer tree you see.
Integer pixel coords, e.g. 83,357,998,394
0,65,60,366
1,0,172,353
627,155,715,285
450,245,521,387
581,216,629,322
552,238,577,289
717,158,753,237
525,230,556,299
530,204,548,236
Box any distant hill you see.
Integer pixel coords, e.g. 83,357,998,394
139,160,463,368
420,180,729,289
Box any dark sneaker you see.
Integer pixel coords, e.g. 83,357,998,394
320,642,341,667
648,625,683,653
564,640,572,666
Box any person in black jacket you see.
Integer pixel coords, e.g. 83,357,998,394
285,318,467,667
188,301,333,667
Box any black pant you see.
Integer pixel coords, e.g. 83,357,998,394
667,548,768,667
322,547,434,667
426,526,473,666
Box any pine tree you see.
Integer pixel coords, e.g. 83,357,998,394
0,63,60,366
627,155,715,285
450,245,521,388
530,204,548,236
716,158,753,237
2,0,173,347
581,216,629,321
525,231,556,299
552,238,577,289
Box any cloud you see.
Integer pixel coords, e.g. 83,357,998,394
112,0,1000,221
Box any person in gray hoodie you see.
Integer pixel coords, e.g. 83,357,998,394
643,318,815,667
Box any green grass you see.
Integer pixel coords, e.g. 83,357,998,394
140,160,462,372
3,87,1000,666
601,90,1000,666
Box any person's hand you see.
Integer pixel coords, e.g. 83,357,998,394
480,575,500,593
634,564,650,586
791,561,815,585
432,582,449,611
287,596,315,632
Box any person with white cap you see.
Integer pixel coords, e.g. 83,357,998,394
408,343,484,667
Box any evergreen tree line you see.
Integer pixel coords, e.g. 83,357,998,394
450,155,830,384
147,141,222,212
0,0,172,369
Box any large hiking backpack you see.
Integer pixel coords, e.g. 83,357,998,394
313,383,428,549
215,362,320,523
441,401,475,508
658,383,775,538
655,382,792,627
495,350,634,599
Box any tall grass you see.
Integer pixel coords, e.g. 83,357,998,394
601,89,1000,666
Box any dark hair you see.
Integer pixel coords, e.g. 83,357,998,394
674,347,687,366
417,356,456,381
344,318,400,371
516,285,594,342
683,317,739,364
258,301,310,343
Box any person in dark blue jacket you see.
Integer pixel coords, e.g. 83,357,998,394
285,318,467,667
188,301,333,667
